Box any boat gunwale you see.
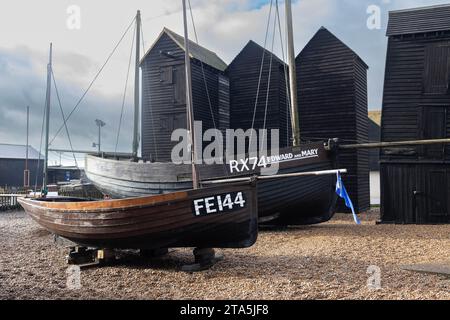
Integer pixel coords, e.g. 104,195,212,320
17,182,254,213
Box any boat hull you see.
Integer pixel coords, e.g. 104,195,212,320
85,141,339,225
18,182,258,250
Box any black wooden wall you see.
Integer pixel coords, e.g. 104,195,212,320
226,40,291,150
380,5,450,224
296,27,370,213
0,159,43,189
141,31,228,162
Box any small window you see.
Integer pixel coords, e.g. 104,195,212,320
160,66,173,84
173,66,186,104
423,43,450,94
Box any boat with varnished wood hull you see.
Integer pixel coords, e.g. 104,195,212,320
18,182,258,249
85,141,340,225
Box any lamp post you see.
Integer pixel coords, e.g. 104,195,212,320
93,119,106,154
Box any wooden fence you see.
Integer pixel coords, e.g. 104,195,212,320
0,194,24,211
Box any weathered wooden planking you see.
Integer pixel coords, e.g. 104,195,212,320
296,27,370,213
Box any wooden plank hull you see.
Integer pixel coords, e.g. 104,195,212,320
85,142,339,225
18,182,258,249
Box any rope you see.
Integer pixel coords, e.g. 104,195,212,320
249,0,274,147
260,10,277,151
187,0,217,131
115,24,136,155
275,0,292,146
52,70,89,198
187,0,230,177
34,96,47,195
51,70,79,169
49,16,136,146
140,19,159,160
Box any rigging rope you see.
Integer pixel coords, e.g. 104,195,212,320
115,24,136,155
34,96,47,195
140,19,159,160
275,0,293,146
49,16,136,146
52,70,90,198
187,0,217,131
51,70,79,169
260,8,277,150
249,0,274,148
187,0,230,177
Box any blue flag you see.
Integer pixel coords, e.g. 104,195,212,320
336,172,361,225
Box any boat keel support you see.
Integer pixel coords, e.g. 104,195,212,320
67,247,116,269
181,248,224,272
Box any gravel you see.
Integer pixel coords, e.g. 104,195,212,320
0,209,449,300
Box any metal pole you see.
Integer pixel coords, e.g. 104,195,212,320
43,43,52,193
339,138,450,150
203,169,348,185
25,106,30,188
182,0,199,189
285,0,301,147
132,10,141,160
98,124,101,154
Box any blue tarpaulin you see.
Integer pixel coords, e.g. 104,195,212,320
336,172,361,225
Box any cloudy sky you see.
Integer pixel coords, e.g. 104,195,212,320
0,0,449,165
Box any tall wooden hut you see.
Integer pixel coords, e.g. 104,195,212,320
140,28,230,162
296,27,370,213
381,5,450,223
226,40,291,149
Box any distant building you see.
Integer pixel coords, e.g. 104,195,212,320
296,27,370,213
0,143,43,190
140,28,229,162
381,5,450,223
47,166,82,185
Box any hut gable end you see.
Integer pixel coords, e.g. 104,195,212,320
296,27,370,212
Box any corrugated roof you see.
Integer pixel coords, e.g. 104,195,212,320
140,28,228,72
0,144,43,160
387,4,450,36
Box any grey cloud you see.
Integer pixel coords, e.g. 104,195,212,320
0,46,135,166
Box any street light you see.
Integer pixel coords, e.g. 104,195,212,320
93,119,106,154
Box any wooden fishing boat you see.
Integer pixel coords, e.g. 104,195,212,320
20,3,259,267
86,140,340,225
18,181,258,249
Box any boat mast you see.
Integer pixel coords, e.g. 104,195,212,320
285,0,301,147
132,10,141,160
182,0,199,189
43,43,52,193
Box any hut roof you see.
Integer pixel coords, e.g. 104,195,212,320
0,144,42,160
298,27,368,69
140,27,228,72
387,4,450,36
227,40,286,69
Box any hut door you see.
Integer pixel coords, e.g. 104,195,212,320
417,168,450,223
420,106,447,160
423,43,450,95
